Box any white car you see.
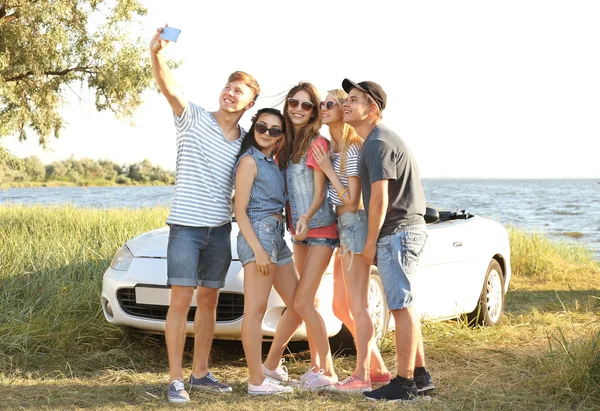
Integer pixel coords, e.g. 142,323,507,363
101,208,511,345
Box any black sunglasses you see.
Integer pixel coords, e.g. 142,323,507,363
255,123,283,138
287,98,315,111
320,101,337,110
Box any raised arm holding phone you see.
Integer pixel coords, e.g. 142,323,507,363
149,24,260,404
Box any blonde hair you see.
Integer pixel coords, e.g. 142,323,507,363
327,89,363,177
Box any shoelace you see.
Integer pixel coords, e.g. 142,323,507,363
337,376,355,386
299,366,316,382
304,370,324,387
278,358,289,376
206,373,218,383
172,380,185,391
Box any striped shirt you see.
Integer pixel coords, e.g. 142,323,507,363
327,144,361,207
166,102,245,227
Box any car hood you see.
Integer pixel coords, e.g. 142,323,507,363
126,227,169,258
125,224,241,259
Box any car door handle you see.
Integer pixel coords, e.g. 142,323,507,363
453,241,463,247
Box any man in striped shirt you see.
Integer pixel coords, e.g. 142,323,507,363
150,26,260,403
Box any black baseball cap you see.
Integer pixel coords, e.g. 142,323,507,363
342,78,387,111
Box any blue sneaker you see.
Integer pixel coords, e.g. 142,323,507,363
168,380,190,403
189,371,232,393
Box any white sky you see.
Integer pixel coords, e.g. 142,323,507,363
4,0,600,178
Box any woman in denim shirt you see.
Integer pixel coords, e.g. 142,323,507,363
313,89,391,393
234,108,302,395
278,82,339,390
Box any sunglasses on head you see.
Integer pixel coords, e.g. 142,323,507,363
287,98,315,111
255,122,283,138
320,101,337,110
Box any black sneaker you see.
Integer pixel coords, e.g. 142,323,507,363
363,376,418,402
414,368,435,394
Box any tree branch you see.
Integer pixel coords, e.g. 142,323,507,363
4,66,98,82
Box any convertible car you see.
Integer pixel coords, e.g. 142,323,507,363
101,208,511,345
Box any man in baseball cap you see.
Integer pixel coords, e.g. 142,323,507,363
341,78,434,402
342,79,387,111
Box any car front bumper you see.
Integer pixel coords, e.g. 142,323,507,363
101,257,340,340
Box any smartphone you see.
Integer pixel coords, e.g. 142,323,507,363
160,26,181,42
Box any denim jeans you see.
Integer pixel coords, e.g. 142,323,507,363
237,216,293,267
337,210,368,255
292,236,339,249
376,225,427,310
166,223,232,288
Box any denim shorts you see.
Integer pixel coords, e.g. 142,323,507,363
337,210,368,255
376,225,427,310
292,236,339,249
167,222,232,289
237,216,293,267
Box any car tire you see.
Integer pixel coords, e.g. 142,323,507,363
329,273,390,351
467,259,504,326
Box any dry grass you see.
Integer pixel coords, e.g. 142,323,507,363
1,206,599,410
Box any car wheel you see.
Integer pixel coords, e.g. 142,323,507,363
329,274,390,352
368,274,389,346
468,259,504,326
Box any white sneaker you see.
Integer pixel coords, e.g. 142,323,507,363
262,358,290,382
298,366,317,384
248,377,294,395
302,369,336,391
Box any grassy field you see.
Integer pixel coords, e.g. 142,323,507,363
1,205,599,410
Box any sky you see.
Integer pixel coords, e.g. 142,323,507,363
4,0,600,178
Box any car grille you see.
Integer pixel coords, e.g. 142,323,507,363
116,288,244,322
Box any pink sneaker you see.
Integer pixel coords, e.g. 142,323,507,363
302,369,337,391
330,375,372,393
370,371,392,385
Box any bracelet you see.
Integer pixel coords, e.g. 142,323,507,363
338,188,349,201
298,215,309,223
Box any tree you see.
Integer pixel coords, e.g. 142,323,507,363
22,155,45,181
0,0,163,167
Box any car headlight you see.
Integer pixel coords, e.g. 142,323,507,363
110,245,134,271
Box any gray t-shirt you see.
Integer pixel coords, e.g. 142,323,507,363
359,124,426,239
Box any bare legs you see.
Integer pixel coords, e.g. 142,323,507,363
391,306,425,379
242,262,301,384
293,244,337,380
166,285,219,382
331,254,389,380
262,264,303,371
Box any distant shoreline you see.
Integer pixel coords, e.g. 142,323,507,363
1,181,175,189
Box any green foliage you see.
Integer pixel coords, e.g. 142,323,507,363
508,227,599,283
0,155,175,186
0,0,162,160
0,205,169,366
541,326,600,403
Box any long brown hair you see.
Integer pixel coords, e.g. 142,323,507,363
278,82,321,168
327,89,363,177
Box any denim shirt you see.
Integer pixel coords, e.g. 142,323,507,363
235,147,286,224
285,146,336,230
